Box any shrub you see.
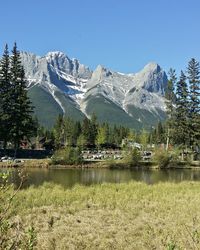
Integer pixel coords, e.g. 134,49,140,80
124,148,142,167
153,149,171,168
51,146,83,165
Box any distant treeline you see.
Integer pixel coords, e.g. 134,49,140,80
36,114,169,150
38,114,130,149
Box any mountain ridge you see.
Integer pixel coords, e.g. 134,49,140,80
20,51,168,129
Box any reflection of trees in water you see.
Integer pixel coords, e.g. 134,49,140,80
80,169,133,185
2,168,200,189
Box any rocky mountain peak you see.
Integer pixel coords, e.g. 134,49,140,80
142,62,160,72
131,62,167,95
18,50,168,129
92,65,112,79
46,51,66,58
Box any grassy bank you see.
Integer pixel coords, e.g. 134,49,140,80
5,181,200,249
0,159,50,168
1,159,200,169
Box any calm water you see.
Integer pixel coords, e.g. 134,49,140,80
3,167,200,188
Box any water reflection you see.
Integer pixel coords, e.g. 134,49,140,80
2,168,200,188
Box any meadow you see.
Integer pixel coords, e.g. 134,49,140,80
3,181,200,249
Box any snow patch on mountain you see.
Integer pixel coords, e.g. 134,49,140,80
20,50,168,126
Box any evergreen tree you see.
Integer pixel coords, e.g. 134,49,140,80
165,68,176,107
81,117,91,146
9,43,36,154
165,68,176,149
71,121,81,145
63,117,74,146
127,130,136,141
174,71,189,146
53,114,64,148
187,58,200,148
82,117,97,147
157,121,165,144
0,44,12,149
96,126,108,147
90,113,98,145
77,134,87,149
110,125,119,145
139,129,148,151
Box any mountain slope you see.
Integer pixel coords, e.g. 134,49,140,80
20,51,168,129
28,85,63,128
81,62,167,129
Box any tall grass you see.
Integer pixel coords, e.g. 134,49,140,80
6,181,200,249
0,171,37,250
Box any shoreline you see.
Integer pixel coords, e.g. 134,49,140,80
0,159,200,169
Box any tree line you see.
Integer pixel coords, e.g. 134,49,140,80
0,43,199,154
0,43,37,154
38,115,167,151
40,113,130,149
165,58,200,152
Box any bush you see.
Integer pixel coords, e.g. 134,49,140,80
153,149,171,168
51,146,83,165
124,148,142,167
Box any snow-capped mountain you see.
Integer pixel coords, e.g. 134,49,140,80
20,51,168,129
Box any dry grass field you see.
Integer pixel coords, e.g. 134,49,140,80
4,181,200,249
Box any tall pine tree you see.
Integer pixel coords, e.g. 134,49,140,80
187,58,200,148
9,43,36,154
174,71,189,147
165,68,176,149
0,44,12,149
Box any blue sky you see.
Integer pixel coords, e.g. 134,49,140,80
0,0,200,74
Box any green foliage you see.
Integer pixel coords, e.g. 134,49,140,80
51,146,83,165
53,114,65,148
127,130,136,141
96,124,109,146
53,116,83,148
187,58,200,147
51,114,129,150
150,121,166,144
81,116,98,146
77,134,87,149
165,68,176,103
0,44,11,149
10,43,37,150
124,148,141,166
166,241,177,250
173,71,190,146
153,149,182,168
165,69,177,149
0,171,37,249
0,43,37,152
163,58,200,152
26,225,37,250
139,129,148,150
153,149,171,168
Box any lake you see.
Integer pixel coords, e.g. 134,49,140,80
3,167,200,188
